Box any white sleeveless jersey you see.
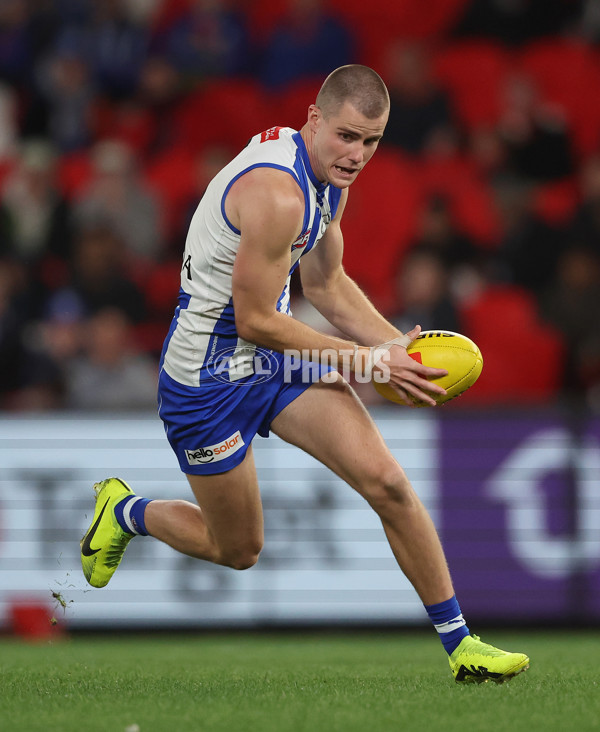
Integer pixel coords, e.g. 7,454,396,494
161,126,343,387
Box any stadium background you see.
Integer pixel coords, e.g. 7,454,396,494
0,0,599,637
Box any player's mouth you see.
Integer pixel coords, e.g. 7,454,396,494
334,164,359,178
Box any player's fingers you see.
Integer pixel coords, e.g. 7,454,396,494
387,371,445,404
386,385,416,408
404,371,447,397
419,365,448,379
404,325,422,343
402,381,440,407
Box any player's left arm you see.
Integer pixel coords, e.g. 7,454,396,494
300,189,400,346
300,190,447,405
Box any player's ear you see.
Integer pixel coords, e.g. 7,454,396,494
307,104,322,132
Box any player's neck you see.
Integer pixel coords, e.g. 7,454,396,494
299,123,325,185
299,123,313,157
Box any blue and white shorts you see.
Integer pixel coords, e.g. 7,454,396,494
158,350,332,475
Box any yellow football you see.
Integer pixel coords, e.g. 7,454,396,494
372,330,483,407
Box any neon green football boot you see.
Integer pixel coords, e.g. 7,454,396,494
80,478,135,588
449,635,530,683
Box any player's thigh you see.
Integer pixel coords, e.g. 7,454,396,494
270,374,402,496
186,444,264,552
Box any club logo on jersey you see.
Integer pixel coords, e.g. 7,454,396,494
260,126,283,143
185,431,245,465
291,229,311,250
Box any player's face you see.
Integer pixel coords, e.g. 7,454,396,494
310,101,388,188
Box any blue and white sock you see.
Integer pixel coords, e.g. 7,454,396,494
425,595,470,655
114,496,153,536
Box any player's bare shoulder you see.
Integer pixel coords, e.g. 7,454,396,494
225,167,305,235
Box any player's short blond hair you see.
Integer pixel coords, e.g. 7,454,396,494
316,65,390,120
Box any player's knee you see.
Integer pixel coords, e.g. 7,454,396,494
364,465,416,516
224,552,260,571
227,553,260,571
219,541,263,570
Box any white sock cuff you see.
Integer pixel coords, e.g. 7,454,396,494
434,614,466,634
121,496,144,534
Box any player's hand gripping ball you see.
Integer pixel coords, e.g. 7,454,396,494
373,330,483,407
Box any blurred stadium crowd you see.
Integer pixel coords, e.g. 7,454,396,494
1,0,600,412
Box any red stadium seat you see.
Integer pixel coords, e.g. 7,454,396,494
518,38,598,108
174,78,273,153
244,0,287,44
385,0,470,40
417,154,501,247
142,259,183,316
248,1,470,72
143,144,196,240
271,77,323,130
532,178,580,227
434,41,514,129
451,181,500,247
459,285,564,405
57,151,94,200
341,149,424,311
132,258,184,354
149,0,191,34
328,0,470,40
93,101,156,155
518,38,600,158
0,157,15,192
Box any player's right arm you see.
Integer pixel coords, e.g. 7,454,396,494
228,167,367,361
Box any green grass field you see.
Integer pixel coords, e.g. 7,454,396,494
1,630,599,732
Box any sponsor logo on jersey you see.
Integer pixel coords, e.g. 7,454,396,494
185,431,245,465
260,126,283,143
291,229,311,250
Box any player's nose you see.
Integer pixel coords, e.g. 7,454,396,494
348,141,365,165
